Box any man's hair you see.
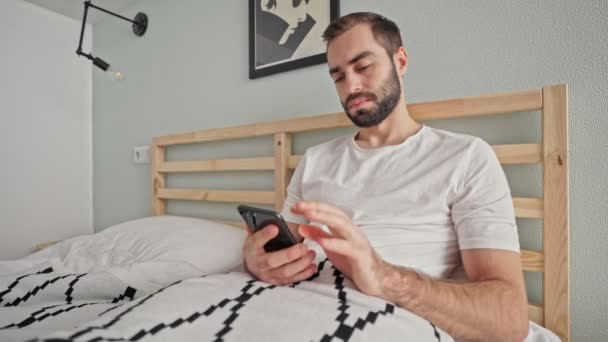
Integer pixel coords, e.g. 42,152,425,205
322,12,403,56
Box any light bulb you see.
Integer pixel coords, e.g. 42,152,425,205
108,67,124,81
112,71,124,81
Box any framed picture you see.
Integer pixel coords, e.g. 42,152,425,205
249,0,340,79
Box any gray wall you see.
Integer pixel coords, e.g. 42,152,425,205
93,1,607,340
0,0,93,260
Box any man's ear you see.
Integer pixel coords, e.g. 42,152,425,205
393,47,408,76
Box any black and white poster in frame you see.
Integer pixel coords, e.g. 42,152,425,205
249,0,340,79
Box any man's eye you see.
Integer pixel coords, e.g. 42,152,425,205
334,76,344,83
358,65,371,72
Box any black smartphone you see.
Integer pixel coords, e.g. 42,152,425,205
237,204,297,252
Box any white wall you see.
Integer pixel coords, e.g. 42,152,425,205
0,0,93,260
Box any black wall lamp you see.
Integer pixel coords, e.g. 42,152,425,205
76,0,149,81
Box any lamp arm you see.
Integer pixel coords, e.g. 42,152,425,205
88,3,138,25
76,0,147,56
76,0,91,55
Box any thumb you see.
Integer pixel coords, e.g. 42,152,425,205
244,223,253,235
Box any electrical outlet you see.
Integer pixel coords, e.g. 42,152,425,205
133,145,150,164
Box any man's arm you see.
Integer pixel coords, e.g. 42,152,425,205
378,249,529,342
293,201,529,342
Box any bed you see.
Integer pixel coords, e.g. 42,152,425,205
0,84,569,341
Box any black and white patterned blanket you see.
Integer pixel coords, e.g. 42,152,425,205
0,258,454,342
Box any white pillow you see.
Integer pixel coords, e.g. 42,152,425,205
28,215,247,293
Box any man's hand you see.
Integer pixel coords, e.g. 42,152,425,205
291,200,387,297
242,224,317,285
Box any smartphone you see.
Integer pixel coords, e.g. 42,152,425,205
237,204,297,252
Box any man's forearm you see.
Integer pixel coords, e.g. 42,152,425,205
377,262,528,342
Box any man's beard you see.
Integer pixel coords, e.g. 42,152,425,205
342,65,402,128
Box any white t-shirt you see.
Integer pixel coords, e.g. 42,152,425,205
280,125,519,280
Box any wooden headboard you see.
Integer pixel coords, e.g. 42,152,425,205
151,84,570,341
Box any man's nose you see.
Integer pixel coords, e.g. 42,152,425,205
344,74,362,94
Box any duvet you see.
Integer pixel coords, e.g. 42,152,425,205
0,256,558,342
0,256,456,342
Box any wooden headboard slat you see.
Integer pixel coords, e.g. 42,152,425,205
158,157,275,172
152,144,166,216
407,89,542,120
490,144,543,164
542,84,570,341
153,143,542,175
288,144,542,168
521,249,544,272
157,188,275,205
155,188,541,221
152,89,542,147
274,133,292,211
529,304,544,326
513,197,544,218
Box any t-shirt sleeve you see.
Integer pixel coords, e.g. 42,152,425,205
279,150,310,225
451,139,520,252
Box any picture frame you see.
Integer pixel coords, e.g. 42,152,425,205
249,0,340,79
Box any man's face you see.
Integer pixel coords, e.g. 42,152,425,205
327,24,403,128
